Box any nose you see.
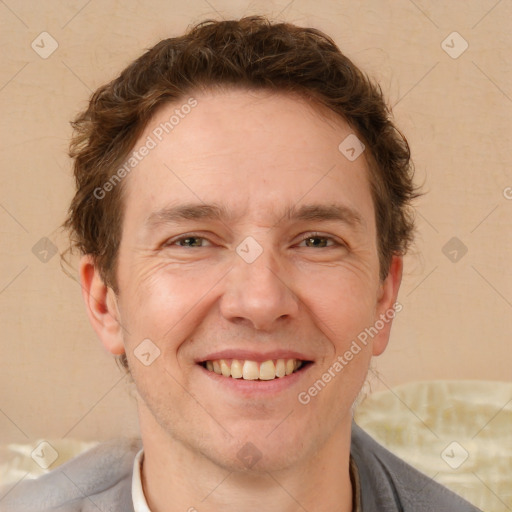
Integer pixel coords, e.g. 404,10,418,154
219,243,299,331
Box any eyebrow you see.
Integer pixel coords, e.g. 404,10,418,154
145,203,232,228
284,203,364,228
144,202,365,230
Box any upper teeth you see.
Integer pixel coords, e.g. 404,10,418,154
204,359,303,380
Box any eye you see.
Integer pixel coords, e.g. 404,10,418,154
297,233,344,248
167,235,212,248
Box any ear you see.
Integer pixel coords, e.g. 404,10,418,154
372,255,403,356
79,254,125,355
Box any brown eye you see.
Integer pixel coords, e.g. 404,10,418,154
304,236,330,248
177,237,204,247
298,234,339,248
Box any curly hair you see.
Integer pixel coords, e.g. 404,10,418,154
63,15,419,371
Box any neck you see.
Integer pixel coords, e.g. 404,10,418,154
139,409,354,512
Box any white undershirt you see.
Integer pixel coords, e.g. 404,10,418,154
132,449,152,512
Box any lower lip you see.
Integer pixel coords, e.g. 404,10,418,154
198,363,313,397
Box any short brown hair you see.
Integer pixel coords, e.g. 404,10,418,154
64,16,418,368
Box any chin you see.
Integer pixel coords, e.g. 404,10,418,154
201,423,314,474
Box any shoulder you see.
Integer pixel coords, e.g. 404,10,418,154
0,437,141,512
350,423,482,512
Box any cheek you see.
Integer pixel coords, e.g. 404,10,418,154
291,264,378,344
118,260,227,351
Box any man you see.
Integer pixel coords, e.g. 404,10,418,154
2,16,480,512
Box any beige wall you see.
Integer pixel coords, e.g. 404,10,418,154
1,0,511,444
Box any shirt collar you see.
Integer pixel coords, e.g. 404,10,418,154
132,449,152,512
132,449,361,512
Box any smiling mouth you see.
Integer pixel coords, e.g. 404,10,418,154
200,358,311,381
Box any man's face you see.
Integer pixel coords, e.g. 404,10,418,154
89,89,401,472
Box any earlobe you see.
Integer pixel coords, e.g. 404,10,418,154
372,255,403,356
79,255,125,355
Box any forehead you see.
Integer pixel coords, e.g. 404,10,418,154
120,88,374,231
